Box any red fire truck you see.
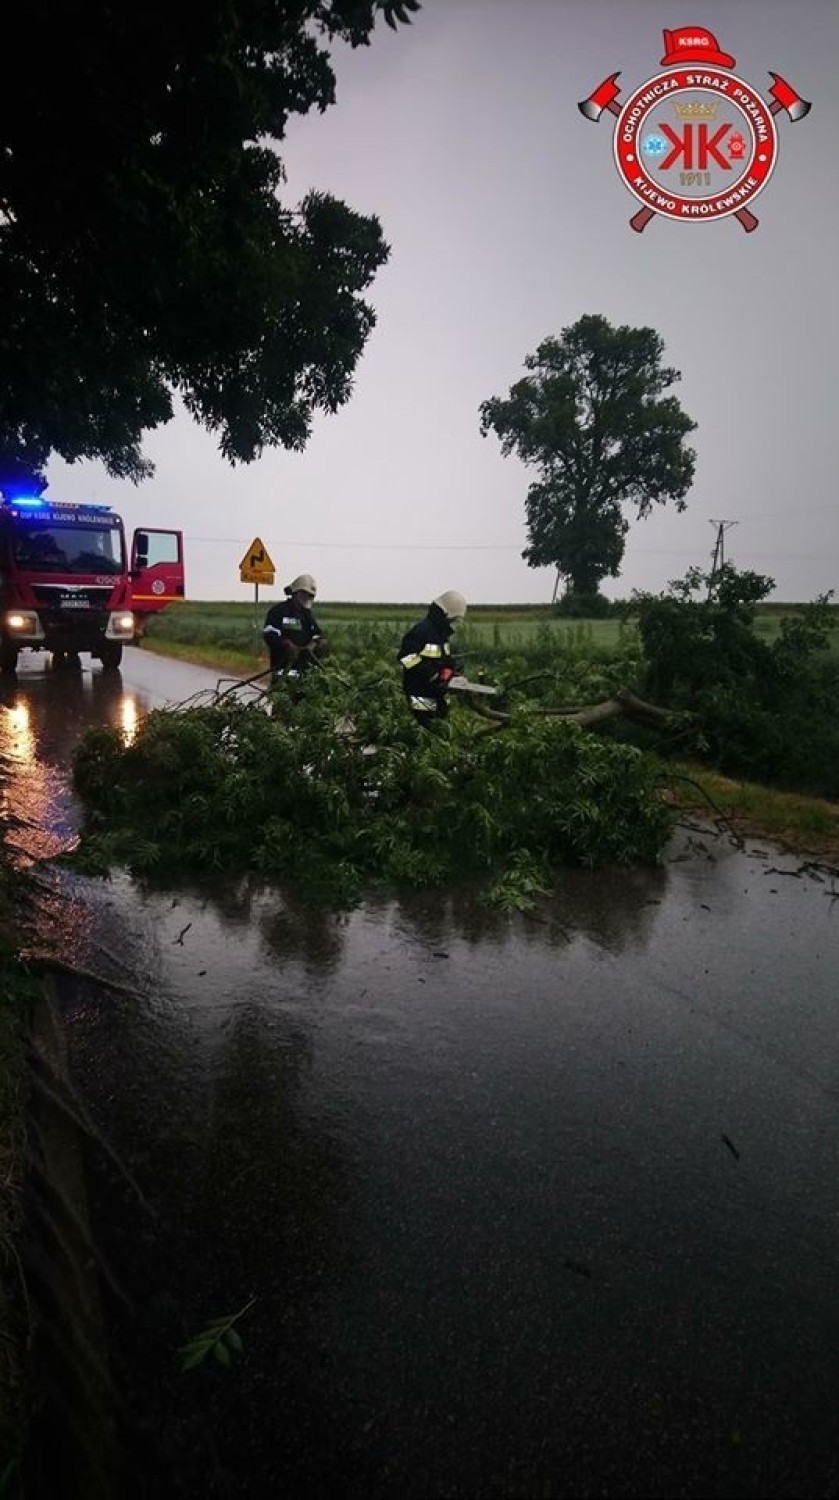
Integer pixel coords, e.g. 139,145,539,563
0,492,184,673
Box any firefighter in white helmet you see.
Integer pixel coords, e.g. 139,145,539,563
263,573,328,680
398,591,467,724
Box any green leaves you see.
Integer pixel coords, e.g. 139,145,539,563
633,567,839,798
482,852,551,913
480,314,697,595
379,0,422,29
1,1,413,484
178,1297,255,1374
70,646,673,905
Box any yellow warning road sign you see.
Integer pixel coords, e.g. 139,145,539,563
239,536,275,585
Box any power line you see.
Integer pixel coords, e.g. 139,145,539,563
188,537,524,550
743,505,836,519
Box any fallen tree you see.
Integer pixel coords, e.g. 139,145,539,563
69,665,675,911
68,574,839,910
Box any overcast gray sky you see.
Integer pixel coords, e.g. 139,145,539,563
48,0,838,604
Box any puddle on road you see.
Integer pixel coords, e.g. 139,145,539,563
0,664,140,865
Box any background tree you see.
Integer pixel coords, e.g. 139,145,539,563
479,314,697,602
0,0,420,491
632,565,838,797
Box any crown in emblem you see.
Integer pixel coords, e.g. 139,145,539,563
674,100,719,119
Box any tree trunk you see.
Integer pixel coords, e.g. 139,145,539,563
466,686,672,732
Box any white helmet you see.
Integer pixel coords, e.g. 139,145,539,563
433,590,467,622
286,573,317,598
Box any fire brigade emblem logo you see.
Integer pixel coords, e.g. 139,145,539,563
578,26,811,232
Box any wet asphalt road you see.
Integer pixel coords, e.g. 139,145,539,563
2,648,839,1498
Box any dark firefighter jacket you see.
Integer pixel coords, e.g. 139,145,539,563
263,597,323,672
398,602,459,719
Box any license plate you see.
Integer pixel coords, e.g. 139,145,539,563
60,598,89,609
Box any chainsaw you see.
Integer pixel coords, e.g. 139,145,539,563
446,675,500,698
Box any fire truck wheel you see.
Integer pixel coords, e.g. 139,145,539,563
100,644,123,671
0,638,19,674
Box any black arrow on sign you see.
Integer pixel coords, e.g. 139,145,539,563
250,546,265,567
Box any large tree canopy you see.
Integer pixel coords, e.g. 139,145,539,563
479,314,697,598
0,0,420,490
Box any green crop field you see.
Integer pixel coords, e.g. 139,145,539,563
142,601,640,663
144,598,838,660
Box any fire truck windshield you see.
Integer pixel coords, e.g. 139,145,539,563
12,521,125,575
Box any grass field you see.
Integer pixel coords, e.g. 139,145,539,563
144,601,631,655
144,599,838,661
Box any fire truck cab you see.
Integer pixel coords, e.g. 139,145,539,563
0,493,184,673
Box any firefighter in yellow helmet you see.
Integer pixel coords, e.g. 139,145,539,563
398,591,467,724
263,573,327,680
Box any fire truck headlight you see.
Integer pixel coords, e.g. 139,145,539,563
6,611,40,633
106,611,135,639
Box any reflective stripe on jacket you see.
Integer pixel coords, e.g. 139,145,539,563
263,598,322,648
398,603,455,717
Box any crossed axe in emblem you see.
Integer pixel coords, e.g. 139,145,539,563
579,71,811,232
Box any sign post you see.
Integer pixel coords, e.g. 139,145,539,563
239,537,276,632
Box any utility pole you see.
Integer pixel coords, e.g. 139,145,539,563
708,519,737,594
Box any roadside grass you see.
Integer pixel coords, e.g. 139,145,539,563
137,635,267,677
667,762,839,861
0,998,26,1475
0,871,36,1477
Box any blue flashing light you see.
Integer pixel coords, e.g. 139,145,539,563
13,496,46,507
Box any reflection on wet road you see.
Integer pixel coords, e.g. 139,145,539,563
3,649,839,1498
0,657,139,863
